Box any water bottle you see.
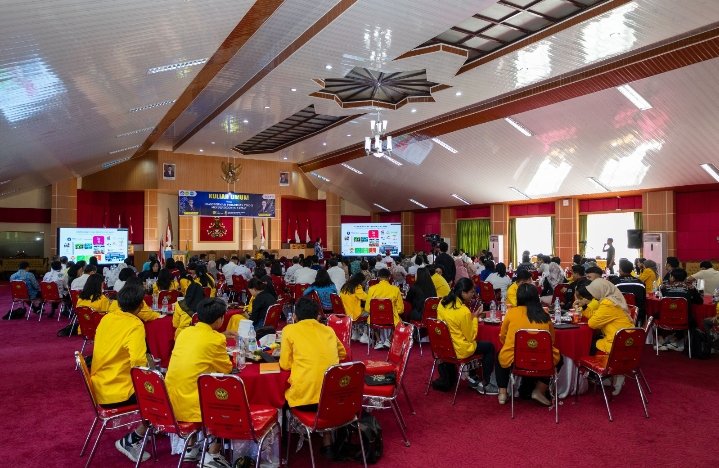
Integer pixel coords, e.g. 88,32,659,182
508,263,513,271
714,287,719,304
247,326,257,354
500,300,507,321
286,310,294,325
161,296,168,313
554,297,562,324
234,338,246,370
221,291,229,304
152,293,158,310
489,300,496,321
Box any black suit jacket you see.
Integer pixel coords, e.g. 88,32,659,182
435,253,456,284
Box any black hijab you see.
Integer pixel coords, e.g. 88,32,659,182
260,275,278,299
179,283,205,315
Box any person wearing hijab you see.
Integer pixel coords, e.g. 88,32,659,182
260,275,278,300
454,257,469,283
640,259,658,291
207,260,219,281
173,283,206,339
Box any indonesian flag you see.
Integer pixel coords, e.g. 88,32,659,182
286,218,292,243
159,236,165,266
305,218,311,243
261,220,266,245
164,218,172,249
294,218,301,243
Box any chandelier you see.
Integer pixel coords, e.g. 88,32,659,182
364,113,402,166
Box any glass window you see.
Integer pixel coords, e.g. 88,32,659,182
585,212,638,263
0,232,45,257
515,216,552,261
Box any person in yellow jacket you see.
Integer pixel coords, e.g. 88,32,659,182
505,269,533,307
90,282,151,463
172,283,205,340
496,283,562,406
639,259,658,291
364,268,403,350
165,297,237,466
436,277,498,395
429,265,451,297
76,274,111,312
108,277,161,322
340,273,369,342
194,264,217,297
280,297,346,459
151,268,179,295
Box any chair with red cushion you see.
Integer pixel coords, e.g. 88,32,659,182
471,275,482,288
131,367,202,468
157,290,178,308
425,318,485,405
75,307,102,358
170,268,181,281
270,275,285,296
623,292,636,307
264,303,282,329
637,316,654,398
308,290,323,311
367,279,380,288
203,286,212,297
39,281,66,322
653,297,692,357
406,274,416,286
362,322,415,446
627,304,639,325
197,374,279,467
510,329,559,423
286,362,367,468
216,272,226,283
477,281,496,306
573,327,648,421
531,271,540,281
329,293,346,315
215,281,227,297
233,276,249,303
295,283,311,301
409,297,440,357
327,314,353,362
10,280,32,319
550,283,570,305
75,351,139,468
367,298,395,355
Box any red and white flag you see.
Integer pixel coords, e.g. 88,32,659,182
261,220,266,245
294,218,301,243
305,218,312,243
164,218,172,249
158,236,164,266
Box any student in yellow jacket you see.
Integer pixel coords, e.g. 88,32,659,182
340,273,370,343
172,283,205,340
429,265,451,297
194,264,216,297
107,277,161,322
280,298,346,458
90,282,151,463
436,277,498,395
151,268,179,295
639,260,658,291
364,268,403,350
76,275,111,312
165,297,236,466
505,269,533,307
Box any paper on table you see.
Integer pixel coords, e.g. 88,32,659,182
238,319,253,338
259,334,276,347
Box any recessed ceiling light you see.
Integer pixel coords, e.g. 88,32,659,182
374,203,391,212
0,180,10,185
102,157,131,168
264,106,270,109
504,117,533,136
325,64,333,69
291,88,297,92
243,119,248,123
211,141,215,145
322,142,327,146
700,163,719,183
382,154,403,166
509,187,531,199
587,177,610,192
116,127,154,138
431,138,458,154
283,156,287,160
0,189,19,196
616,84,652,110
411,108,417,113
455,91,462,96
451,194,471,205
199,149,203,152
611,141,617,147
346,134,351,137
409,199,427,209
309,171,330,182
129,100,175,113
147,58,208,74
109,145,140,155
341,163,363,174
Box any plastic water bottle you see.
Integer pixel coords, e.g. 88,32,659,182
247,326,257,354
152,293,158,310
554,297,562,324
221,291,229,304
161,296,168,314
714,287,719,304
489,300,496,321
500,300,507,321
234,338,246,370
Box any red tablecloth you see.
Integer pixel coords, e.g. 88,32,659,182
144,316,175,368
232,364,290,408
476,321,594,362
645,294,716,322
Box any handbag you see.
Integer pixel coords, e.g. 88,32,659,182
364,372,396,386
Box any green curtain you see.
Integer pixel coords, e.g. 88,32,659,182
550,216,555,256
456,219,490,254
579,215,588,257
509,218,517,268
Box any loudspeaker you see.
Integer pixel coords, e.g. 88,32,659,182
627,229,643,249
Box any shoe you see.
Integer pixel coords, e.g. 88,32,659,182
320,444,336,460
531,390,551,406
359,333,369,344
197,452,232,468
654,344,668,351
374,341,385,350
383,339,392,349
476,382,499,395
351,330,361,341
184,444,202,462
666,341,684,352
612,375,625,396
467,376,480,389
498,393,508,405
115,434,150,463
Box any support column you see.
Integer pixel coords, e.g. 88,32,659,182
50,178,77,256
440,208,457,250
240,218,253,251
144,191,159,251
326,192,341,253
179,216,193,254
643,190,676,256
555,198,579,267
401,212,415,253
490,204,509,263
269,196,282,250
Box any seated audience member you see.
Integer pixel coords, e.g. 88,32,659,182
71,264,97,291
496,283,562,406
687,261,719,296
405,268,437,322
584,266,603,281
428,265,451,297
194,264,216,297
172,283,205,339
178,263,195,295
139,260,160,283
562,265,586,310
207,260,219,280
506,269,533,307
222,256,239,286
609,259,646,323
454,258,469,283
572,254,583,266
540,256,564,301
152,268,178,295
66,264,84,290
391,261,408,286
165,298,236,467
77,274,110,312
702,305,719,351
268,262,286,294
340,273,369,341
517,254,536,271
60,257,70,275
480,260,495,282
114,268,134,293
654,268,703,351
280,298,347,459
350,256,362,276
43,260,69,318
639,259,658,291
90,282,151,463
303,269,338,313
233,257,252,282
284,256,302,284
663,257,680,282
104,260,126,287
247,277,276,327
310,256,322,271
359,261,372,284
364,268,404,350
437,277,497,395
142,253,157,272
327,258,346,291
107,277,161,322
407,256,424,276
244,254,256,270
485,262,512,298
294,258,318,285
124,258,138,274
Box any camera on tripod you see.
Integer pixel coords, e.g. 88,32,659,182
424,233,443,248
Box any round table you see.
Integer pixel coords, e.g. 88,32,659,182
644,294,716,322
231,363,290,408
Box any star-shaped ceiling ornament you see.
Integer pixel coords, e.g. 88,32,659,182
310,67,450,110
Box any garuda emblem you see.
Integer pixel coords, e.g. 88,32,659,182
221,161,241,183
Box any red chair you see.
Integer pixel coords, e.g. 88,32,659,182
638,317,654,398
574,327,648,421
75,307,104,358
531,271,540,281
327,314,352,362
409,297,440,357
197,374,279,467
627,304,639,325
307,290,323,311
295,283,311,300
330,293,346,315
471,275,481,288
550,283,570,305
233,276,249,303
130,367,202,467
10,280,32,319
215,281,227,297
623,292,636,306
509,329,559,423
170,268,181,281
75,351,139,468
286,362,367,468
653,297,692,357
216,272,226,283
406,274,416,286
264,303,282,329
362,322,415,446
157,290,178,308
270,275,286,295
39,281,66,322
367,298,395,355
367,278,380,288
203,286,212,297
425,318,485,405
477,281,496,305
68,289,82,332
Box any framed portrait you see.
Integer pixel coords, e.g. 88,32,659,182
163,163,176,180
279,171,289,186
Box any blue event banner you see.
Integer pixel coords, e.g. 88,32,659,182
178,191,275,218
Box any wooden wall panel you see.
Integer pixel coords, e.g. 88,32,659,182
555,198,579,267
643,190,676,257
269,196,282,250
144,191,159,251
401,212,415,254
370,213,381,222
82,154,158,191
326,192,341,253
440,208,457,251
50,179,77,256
490,204,509,263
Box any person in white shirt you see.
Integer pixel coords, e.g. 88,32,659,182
222,256,239,285
71,264,97,291
43,261,69,318
383,251,393,267
327,258,346,291
687,261,719,296
59,256,69,275
391,262,407,286
408,256,424,276
233,257,252,282
486,263,513,298
284,256,301,284
113,267,134,293
294,258,318,285
459,249,469,263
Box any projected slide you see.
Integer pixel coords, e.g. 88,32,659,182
58,228,129,264
340,223,401,256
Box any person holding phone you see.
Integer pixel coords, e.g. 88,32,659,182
602,238,615,274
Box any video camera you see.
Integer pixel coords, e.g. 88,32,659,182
424,233,443,248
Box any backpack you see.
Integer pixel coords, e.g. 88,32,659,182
3,307,26,320
684,329,711,360
431,362,457,392
333,415,383,464
57,323,80,337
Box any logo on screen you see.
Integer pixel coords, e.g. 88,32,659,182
368,230,379,238
93,236,105,245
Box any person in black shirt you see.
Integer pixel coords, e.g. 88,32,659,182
609,259,646,325
663,257,680,282
247,277,276,327
405,268,438,322
654,268,702,351
562,265,585,310
434,241,455,284
602,238,616,274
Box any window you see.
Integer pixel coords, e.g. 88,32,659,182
0,231,44,257
515,216,552,262
585,212,638,263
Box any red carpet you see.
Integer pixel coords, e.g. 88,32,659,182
1,280,718,467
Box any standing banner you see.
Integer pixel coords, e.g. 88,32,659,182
179,191,275,218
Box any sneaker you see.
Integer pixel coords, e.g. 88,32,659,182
383,339,392,349
184,444,202,462
612,375,625,396
476,381,499,395
467,376,480,389
197,452,232,468
531,390,551,406
114,434,150,463
666,341,684,352
373,341,385,350
654,344,668,352
351,329,361,341
359,333,369,344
